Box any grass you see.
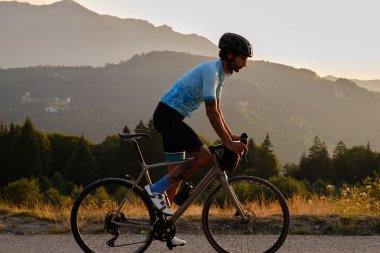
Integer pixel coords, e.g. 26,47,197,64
1,190,379,235
288,195,380,217
1,193,379,221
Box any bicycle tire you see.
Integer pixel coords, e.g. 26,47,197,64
202,176,289,253
70,178,156,253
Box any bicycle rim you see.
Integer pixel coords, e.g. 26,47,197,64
202,176,289,253
70,178,155,253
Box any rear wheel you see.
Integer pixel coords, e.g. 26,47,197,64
202,176,289,253
70,178,156,253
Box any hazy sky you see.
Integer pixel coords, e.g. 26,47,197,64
4,0,380,80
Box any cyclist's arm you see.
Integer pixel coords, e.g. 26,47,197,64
216,100,239,141
205,99,246,154
205,99,232,144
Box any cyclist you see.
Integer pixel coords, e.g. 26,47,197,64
144,32,252,246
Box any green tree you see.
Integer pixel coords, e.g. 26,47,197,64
268,175,310,199
249,134,280,179
299,136,332,183
63,135,98,186
51,171,66,194
332,140,347,184
0,123,22,185
48,133,81,178
283,163,301,179
14,118,51,180
344,145,377,183
98,124,143,179
0,122,8,185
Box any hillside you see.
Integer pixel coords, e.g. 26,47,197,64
1,51,380,163
324,76,380,92
0,0,217,68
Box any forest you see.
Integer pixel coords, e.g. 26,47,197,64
2,51,380,164
0,117,379,206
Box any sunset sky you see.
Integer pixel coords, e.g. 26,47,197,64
3,0,379,80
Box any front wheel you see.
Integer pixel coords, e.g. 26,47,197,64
202,176,289,253
70,178,156,253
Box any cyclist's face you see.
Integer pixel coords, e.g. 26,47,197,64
230,55,247,72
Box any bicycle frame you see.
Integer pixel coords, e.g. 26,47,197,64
112,138,248,229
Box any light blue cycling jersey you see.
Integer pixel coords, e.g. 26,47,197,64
161,59,228,117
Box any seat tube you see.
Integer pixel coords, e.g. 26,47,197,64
142,163,152,185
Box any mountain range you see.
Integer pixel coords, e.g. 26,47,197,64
324,76,380,93
0,0,216,68
1,51,380,164
0,0,379,164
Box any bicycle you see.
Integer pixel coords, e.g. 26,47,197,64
70,131,290,253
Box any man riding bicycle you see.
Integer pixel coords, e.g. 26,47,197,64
144,32,252,247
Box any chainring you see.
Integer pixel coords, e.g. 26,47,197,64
153,219,176,242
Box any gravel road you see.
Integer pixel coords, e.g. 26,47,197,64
0,234,379,253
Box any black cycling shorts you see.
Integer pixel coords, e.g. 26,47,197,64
153,102,203,154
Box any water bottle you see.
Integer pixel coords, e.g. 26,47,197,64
173,180,193,206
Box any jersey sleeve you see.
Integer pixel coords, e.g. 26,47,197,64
202,64,218,100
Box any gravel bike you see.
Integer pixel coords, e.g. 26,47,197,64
70,132,290,253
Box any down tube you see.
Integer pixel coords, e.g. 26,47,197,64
169,166,221,223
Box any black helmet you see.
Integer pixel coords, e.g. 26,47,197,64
219,33,253,57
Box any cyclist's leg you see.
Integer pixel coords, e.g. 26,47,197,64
166,164,180,205
149,103,188,209
151,101,212,195
166,145,212,182
165,145,212,203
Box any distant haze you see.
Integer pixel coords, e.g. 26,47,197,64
1,0,379,80
0,0,216,67
1,1,380,163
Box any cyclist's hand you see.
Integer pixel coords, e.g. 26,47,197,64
225,140,248,156
230,134,241,141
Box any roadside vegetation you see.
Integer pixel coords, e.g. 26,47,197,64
0,118,379,235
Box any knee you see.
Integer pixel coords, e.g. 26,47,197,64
193,148,212,168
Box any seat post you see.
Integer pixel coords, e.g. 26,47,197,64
130,139,145,164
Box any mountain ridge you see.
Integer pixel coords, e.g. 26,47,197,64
1,51,379,164
324,75,380,92
0,0,217,68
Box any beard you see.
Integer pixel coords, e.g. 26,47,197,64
227,58,242,73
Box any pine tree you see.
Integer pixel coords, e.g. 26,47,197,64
122,125,131,134
344,145,377,183
14,118,50,179
48,133,81,178
250,134,280,179
332,140,347,184
3,123,21,184
64,135,98,185
0,122,8,185
300,136,332,183
94,134,121,178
